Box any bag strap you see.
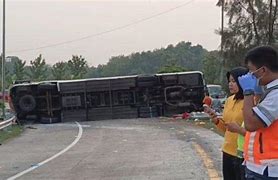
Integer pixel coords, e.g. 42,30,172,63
259,85,278,103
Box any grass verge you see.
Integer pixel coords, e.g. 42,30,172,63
0,125,23,144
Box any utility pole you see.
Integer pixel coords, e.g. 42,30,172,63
2,0,6,118
268,0,273,45
219,0,225,85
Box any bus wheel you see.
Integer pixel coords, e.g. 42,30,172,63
18,95,36,112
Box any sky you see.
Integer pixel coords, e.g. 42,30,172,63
1,0,221,66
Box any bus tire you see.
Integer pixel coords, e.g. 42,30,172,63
18,95,36,112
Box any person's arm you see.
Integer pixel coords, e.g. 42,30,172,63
238,73,278,132
204,105,226,132
226,122,246,136
238,74,267,132
242,95,265,131
214,116,226,133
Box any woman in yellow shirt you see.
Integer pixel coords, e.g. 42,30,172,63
204,67,248,180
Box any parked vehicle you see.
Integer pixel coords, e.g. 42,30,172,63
9,71,206,123
207,84,226,104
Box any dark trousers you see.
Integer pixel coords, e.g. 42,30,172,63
223,152,246,180
245,167,278,180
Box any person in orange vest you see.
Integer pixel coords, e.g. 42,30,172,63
238,46,278,179
202,91,212,107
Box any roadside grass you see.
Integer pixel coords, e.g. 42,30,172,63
0,125,23,144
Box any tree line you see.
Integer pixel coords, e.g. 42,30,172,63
1,41,214,89
0,55,89,87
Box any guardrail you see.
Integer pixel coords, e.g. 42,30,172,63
0,116,16,130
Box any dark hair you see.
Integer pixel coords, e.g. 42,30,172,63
245,46,278,72
226,67,249,100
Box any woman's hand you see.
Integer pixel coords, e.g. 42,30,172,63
203,105,216,117
225,123,240,133
203,105,222,125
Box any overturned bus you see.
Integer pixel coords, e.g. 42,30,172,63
9,71,206,123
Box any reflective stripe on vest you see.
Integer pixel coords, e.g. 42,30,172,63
245,132,256,163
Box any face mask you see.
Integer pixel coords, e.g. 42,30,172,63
256,75,263,86
251,67,264,86
255,78,265,94
250,72,265,94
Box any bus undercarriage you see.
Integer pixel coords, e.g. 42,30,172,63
10,71,206,123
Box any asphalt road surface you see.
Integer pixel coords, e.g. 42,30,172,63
0,118,223,180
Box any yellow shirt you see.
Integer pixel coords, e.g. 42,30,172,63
216,95,244,157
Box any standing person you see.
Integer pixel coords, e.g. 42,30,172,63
204,67,248,180
238,45,278,179
203,91,213,107
225,121,247,180
225,86,264,180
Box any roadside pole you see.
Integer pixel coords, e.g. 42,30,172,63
2,0,6,118
219,0,225,85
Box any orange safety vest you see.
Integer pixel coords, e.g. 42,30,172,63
244,121,278,165
244,85,278,166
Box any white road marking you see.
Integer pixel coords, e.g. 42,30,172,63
93,126,145,131
7,122,83,180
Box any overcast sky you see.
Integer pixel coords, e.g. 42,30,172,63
2,0,221,66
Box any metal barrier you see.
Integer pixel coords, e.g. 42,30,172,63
0,116,16,130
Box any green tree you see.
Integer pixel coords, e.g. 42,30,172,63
158,62,187,73
202,51,222,84
68,55,88,79
86,41,207,78
27,54,48,81
52,61,68,80
14,59,26,80
217,0,278,69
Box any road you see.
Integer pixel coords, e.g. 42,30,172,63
0,118,223,180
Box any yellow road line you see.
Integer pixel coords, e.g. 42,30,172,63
192,142,221,180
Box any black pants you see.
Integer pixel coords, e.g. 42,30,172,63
223,152,246,180
245,167,278,179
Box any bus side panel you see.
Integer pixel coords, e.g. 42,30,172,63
59,81,87,122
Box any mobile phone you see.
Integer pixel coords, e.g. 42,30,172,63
203,104,214,114
216,116,225,124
